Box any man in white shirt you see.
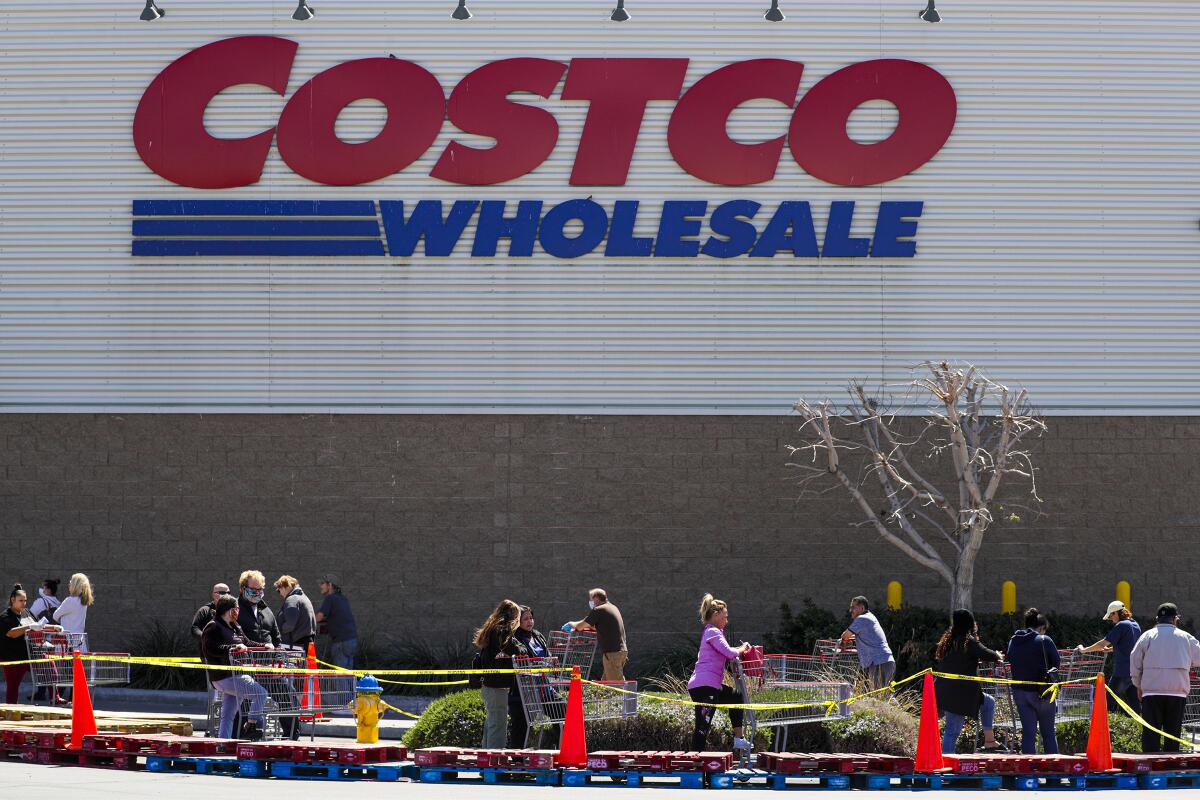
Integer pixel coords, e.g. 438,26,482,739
1130,602,1200,753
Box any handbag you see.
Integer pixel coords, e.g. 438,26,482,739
468,651,483,690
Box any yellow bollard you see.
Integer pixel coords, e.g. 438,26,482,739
887,581,902,611
1116,581,1131,610
1001,581,1017,614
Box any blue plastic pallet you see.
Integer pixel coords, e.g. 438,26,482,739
1003,774,1088,790
853,772,1003,790
1140,772,1200,789
145,756,268,778
707,769,851,790
419,766,561,786
270,761,412,781
561,769,706,789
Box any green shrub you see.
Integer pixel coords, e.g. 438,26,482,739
125,619,207,691
402,689,485,749
1056,714,1144,754
827,696,920,756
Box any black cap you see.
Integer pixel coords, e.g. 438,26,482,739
1157,602,1179,621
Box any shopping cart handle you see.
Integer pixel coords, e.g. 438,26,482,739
561,624,573,632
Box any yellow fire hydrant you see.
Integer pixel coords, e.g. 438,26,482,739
354,674,385,744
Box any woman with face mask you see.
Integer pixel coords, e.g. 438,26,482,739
236,570,281,648
2,584,64,704
202,593,270,740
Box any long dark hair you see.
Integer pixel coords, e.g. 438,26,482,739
474,599,520,649
8,583,24,605
935,609,976,661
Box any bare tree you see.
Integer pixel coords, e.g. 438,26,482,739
789,361,1046,611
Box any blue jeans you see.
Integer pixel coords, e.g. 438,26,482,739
330,639,357,670
213,675,268,739
941,692,995,753
1014,690,1058,754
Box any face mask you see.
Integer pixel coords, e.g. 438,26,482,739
588,600,596,610
243,588,263,603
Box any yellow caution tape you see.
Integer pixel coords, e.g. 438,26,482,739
379,700,423,720
1106,683,1196,751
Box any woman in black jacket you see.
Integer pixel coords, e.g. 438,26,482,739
202,594,270,740
473,599,525,748
508,605,550,748
935,609,1004,753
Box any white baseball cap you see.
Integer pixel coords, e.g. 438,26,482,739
1103,600,1126,620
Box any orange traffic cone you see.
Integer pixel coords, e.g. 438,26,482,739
556,665,588,768
303,641,323,721
1086,674,1114,772
68,651,97,750
915,671,944,772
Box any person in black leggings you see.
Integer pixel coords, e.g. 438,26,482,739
687,593,753,752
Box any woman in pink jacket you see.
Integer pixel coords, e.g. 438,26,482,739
687,593,753,751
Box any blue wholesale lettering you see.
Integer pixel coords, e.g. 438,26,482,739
133,198,923,259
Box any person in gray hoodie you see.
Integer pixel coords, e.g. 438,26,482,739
274,575,317,650
1130,603,1200,753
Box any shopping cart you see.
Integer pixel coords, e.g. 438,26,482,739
24,630,131,704
513,656,637,748
224,647,355,741
548,629,598,677
740,651,851,758
1055,649,1106,724
1183,671,1200,741
811,638,861,679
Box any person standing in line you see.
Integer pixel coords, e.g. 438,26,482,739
316,574,358,670
564,588,627,681
934,609,1004,753
839,595,896,689
28,579,61,702
508,605,549,749
1077,600,1141,714
474,599,524,749
275,575,317,650
2,584,63,704
687,594,753,752
29,579,61,623
1130,602,1200,753
53,573,93,637
1006,607,1060,754
191,582,231,642
202,594,270,741
236,570,281,648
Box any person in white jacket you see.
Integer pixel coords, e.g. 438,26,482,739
53,573,93,637
1130,602,1200,753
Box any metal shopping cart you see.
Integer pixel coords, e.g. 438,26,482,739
548,629,598,677
513,656,637,748
222,647,355,741
811,638,862,680
1055,649,1106,724
736,651,851,761
24,630,131,704
1183,671,1200,744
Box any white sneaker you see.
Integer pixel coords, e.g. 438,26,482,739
732,737,751,751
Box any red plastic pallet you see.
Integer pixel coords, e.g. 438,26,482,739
755,752,869,774
2,728,73,750
22,748,142,770
475,749,557,769
853,753,915,773
585,750,732,772
1110,753,1154,773
83,734,170,754
944,754,987,774
414,746,483,767
154,736,245,757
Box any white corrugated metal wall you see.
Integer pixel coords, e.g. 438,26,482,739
0,0,1197,413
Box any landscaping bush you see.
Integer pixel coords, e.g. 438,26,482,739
125,619,207,691
827,696,920,756
1056,714,1144,754
401,689,485,749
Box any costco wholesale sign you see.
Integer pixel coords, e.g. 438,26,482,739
0,1,1198,412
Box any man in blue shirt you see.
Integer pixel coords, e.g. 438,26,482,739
840,595,896,689
316,574,358,670
1078,600,1142,714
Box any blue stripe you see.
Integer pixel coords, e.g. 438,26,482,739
133,220,381,237
132,200,378,217
132,240,386,257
